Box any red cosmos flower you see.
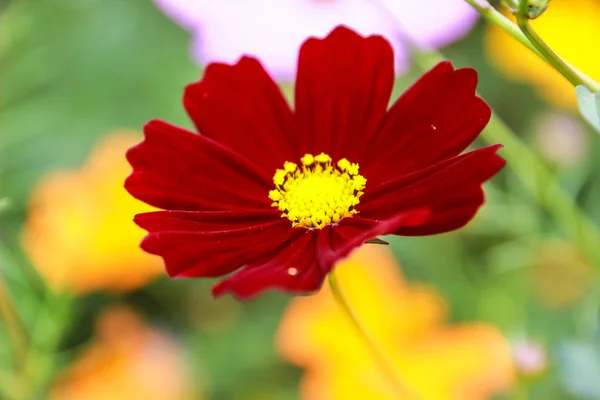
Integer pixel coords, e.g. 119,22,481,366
125,25,505,300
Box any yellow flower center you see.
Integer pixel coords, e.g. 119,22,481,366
268,153,366,229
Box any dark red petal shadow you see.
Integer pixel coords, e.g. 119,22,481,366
126,119,272,211
212,230,323,300
316,209,431,269
294,25,395,162
184,57,298,174
364,61,491,185
359,145,505,236
212,208,430,301
136,209,291,278
135,209,281,231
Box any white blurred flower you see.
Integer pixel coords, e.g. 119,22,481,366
534,112,587,167
154,0,478,81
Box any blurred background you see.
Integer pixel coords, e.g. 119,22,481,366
1,0,600,399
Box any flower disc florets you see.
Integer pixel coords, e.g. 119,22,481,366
268,153,366,229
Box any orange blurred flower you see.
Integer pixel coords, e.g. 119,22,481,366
277,245,515,399
49,307,199,400
485,0,600,109
22,131,162,294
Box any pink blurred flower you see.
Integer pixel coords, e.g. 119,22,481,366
153,0,478,80
512,339,547,377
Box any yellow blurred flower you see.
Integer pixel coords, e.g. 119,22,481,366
277,245,515,400
485,0,600,108
49,307,199,400
22,131,162,294
531,239,592,309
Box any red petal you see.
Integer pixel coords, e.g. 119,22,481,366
212,231,325,300
136,210,291,278
126,119,272,211
135,209,280,231
294,25,394,162
184,57,298,174
359,145,505,235
364,61,491,185
316,210,430,269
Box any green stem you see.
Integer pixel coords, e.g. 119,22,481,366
515,0,600,92
463,0,546,61
411,49,600,268
328,270,418,399
463,0,600,93
0,275,27,367
15,291,73,400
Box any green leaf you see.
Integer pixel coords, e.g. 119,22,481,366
576,85,600,133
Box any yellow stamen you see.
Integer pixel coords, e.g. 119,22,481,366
268,153,366,229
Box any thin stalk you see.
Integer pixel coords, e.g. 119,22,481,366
328,270,418,399
15,291,73,400
515,0,600,92
0,275,27,366
462,0,600,93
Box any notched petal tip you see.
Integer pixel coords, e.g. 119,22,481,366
487,144,507,173
138,232,161,255
487,143,506,161
300,24,395,55
472,96,492,125
183,56,269,101
143,118,164,130
125,119,168,164
434,59,455,70
123,121,163,166
419,60,483,94
211,275,325,302
425,60,455,79
490,143,504,151
426,60,481,84
320,24,363,41
453,67,478,92
140,118,173,143
325,24,394,45
182,56,270,121
127,119,180,166
132,212,157,231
